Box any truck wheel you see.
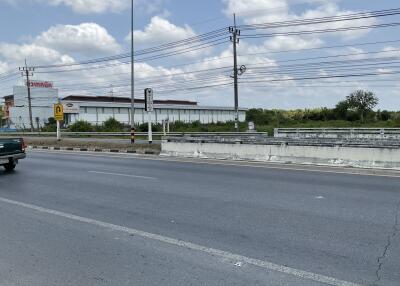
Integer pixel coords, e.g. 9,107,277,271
4,162,16,172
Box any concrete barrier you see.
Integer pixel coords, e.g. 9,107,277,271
161,140,400,170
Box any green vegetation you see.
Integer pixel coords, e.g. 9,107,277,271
69,120,94,132
102,118,124,132
65,119,247,133
247,90,399,134
41,117,57,132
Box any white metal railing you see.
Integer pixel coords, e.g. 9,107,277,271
274,128,400,139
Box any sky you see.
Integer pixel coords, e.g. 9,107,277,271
1,0,400,110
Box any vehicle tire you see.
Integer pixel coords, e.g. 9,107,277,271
4,162,16,172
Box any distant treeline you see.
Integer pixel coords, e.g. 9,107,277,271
246,108,400,126
247,89,400,127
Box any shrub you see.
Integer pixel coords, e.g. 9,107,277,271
102,118,123,132
69,120,93,132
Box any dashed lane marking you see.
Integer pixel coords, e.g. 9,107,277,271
0,196,364,286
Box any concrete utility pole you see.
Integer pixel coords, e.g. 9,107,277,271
230,14,241,132
19,60,34,132
130,0,136,143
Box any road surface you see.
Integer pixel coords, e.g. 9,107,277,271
0,151,399,286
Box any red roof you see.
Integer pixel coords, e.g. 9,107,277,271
62,95,197,106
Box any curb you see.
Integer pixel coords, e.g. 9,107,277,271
28,145,158,155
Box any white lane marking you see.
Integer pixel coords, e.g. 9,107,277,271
89,171,157,180
315,196,325,199
0,196,363,286
30,149,400,179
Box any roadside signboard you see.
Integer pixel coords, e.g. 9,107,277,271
63,102,80,114
145,88,154,112
26,80,54,89
144,88,154,144
54,104,64,121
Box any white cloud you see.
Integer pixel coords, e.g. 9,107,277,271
262,35,323,52
36,23,121,56
126,16,212,58
0,43,74,66
223,0,290,24
128,16,196,47
0,61,10,74
44,0,129,14
1,0,168,14
381,46,400,58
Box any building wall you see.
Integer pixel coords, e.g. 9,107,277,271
64,104,246,126
8,85,58,128
9,106,55,129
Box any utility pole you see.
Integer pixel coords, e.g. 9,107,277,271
130,0,136,143
19,60,34,132
230,14,241,132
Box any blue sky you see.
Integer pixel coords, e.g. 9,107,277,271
1,0,400,110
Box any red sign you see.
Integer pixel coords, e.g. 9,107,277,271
27,81,54,89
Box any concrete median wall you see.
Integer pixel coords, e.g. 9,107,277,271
161,141,400,169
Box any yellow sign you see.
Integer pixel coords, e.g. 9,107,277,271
54,104,64,121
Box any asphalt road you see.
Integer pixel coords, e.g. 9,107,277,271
0,151,399,286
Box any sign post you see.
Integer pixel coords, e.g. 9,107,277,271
144,88,154,144
54,103,64,141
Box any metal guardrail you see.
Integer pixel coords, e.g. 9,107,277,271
274,128,400,139
165,135,400,148
0,131,269,137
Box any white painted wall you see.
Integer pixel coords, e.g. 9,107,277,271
64,104,246,126
9,85,58,128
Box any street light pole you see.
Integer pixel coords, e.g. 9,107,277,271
130,0,136,143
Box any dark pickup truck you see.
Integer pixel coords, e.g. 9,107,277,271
0,138,26,171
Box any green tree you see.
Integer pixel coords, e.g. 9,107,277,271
102,118,123,132
345,90,378,122
334,100,350,120
69,120,93,132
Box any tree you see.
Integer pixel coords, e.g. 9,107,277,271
69,120,93,132
102,118,123,132
334,100,350,120
345,90,378,122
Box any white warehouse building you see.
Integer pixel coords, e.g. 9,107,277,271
62,95,247,126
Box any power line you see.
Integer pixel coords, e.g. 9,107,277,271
241,22,400,39
35,40,229,74
239,7,400,30
240,70,400,84
237,39,400,56
34,28,228,69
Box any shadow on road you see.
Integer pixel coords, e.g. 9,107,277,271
0,170,18,176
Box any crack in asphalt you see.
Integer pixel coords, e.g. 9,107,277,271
373,200,400,285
